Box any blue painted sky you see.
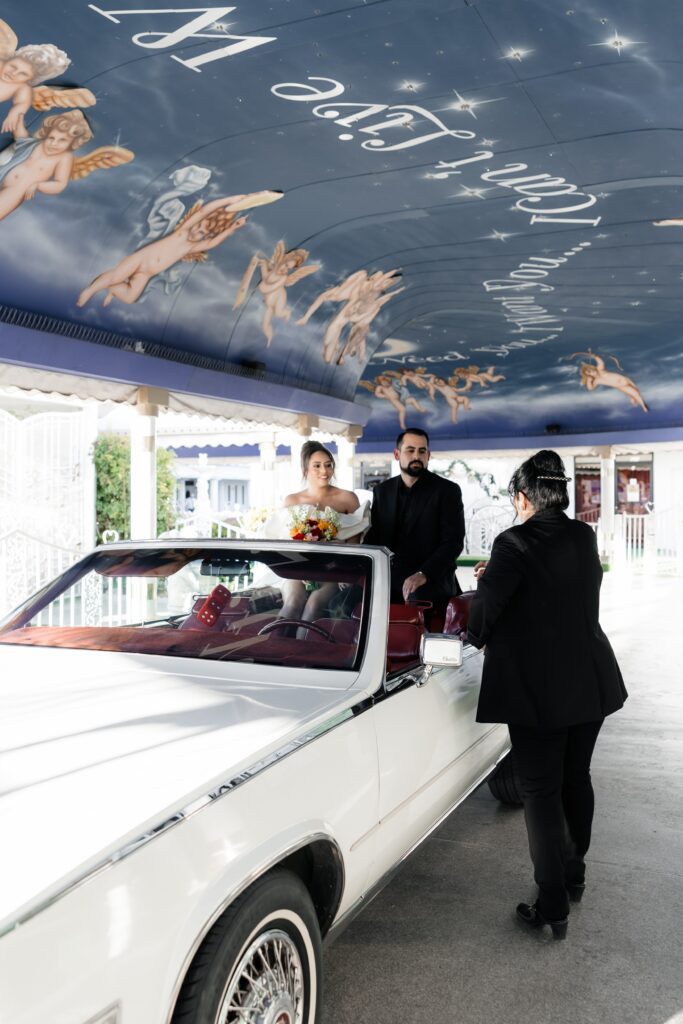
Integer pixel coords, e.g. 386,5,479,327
1,0,683,441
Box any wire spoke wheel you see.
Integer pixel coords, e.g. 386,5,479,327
217,928,304,1024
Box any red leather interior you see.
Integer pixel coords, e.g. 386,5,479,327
387,603,425,626
443,590,475,636
309,618,358,644
0,626,356,668
385,603,426,672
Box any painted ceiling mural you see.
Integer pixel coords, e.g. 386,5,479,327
1,1,683,442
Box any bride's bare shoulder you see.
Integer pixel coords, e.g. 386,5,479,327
283,492,302,507
331,487,360,512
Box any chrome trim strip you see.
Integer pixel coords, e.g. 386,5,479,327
327,731,510,944
163,832,345,1024
0,703,361,940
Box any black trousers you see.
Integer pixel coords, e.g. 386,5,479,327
508,719,604,920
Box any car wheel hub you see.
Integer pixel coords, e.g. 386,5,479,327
217,928,304,1024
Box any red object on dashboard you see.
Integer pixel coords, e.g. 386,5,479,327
196,584,231,627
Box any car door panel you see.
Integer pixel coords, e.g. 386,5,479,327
370,648,507,879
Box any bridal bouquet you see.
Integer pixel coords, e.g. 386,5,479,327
289,505,340,541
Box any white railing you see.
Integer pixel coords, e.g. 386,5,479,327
652,506,683,576
611,507,683,575
163,514,245,539
462,505,682,576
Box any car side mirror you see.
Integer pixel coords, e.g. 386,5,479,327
420,634,463,668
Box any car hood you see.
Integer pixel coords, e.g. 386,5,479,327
0,645,357,932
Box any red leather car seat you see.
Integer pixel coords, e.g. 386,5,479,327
386,603,426,670
308,618,359,644
443,590,476,636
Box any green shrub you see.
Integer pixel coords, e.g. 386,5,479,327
92,433,176,541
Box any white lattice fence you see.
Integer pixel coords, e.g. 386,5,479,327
465,504,515,557
0,531,81,618
0,530,130,623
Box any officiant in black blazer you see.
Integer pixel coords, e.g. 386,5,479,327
467,449,627,941
364,428,465,604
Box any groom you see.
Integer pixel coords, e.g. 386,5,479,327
364,428,465,604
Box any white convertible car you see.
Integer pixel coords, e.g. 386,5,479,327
0,540,510,1024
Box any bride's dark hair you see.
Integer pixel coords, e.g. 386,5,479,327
301,440,335,478
508,449,571,512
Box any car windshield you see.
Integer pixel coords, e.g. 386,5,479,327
0,545,372,672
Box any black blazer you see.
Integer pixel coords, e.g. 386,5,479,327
364,470,465,600
468,508,627,727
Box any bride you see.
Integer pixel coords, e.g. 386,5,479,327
262,440,370,623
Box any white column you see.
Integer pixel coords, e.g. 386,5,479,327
335,436,356,490
255,439,278,508
195,452,212,514
598,446,615,565
130,401,158,539
209,477,219,513
289,433,306,491
82,404,99,547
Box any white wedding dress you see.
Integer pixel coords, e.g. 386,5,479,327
260,500,371,542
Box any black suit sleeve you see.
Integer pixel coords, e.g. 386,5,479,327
420,480,465,582
467,529,525,648
363,486,383,546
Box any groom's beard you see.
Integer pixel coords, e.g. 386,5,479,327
402,460,426,478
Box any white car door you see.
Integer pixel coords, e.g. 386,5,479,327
369,646,507,880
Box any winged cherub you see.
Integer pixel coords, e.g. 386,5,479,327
449,365,506,389
233,241,320,345
77,191,283,307
0,18,95,134
358,373,424,430
570,350,649,412
0,110,133,223
298,268,403,364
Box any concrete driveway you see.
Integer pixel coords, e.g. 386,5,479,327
322,574,683,1024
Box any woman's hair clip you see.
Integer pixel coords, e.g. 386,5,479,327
537,473,571,482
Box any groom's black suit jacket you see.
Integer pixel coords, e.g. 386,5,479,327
364,470,465,601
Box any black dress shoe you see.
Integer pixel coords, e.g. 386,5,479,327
566,881,585,903
516,901,568,940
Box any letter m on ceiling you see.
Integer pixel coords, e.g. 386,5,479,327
88,5,277,69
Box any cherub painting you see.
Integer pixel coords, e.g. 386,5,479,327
359,373,425,430
450,365,506,389
298,268,403,364
77,191,283,307
0,110,133,223
0,19,95,134
401,367,472,423
233,241,320,345
570,350,648,411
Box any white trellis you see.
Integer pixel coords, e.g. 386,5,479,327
464,503,515,557
0,406,97,617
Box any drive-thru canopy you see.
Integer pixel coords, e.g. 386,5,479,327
1,1,682,444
